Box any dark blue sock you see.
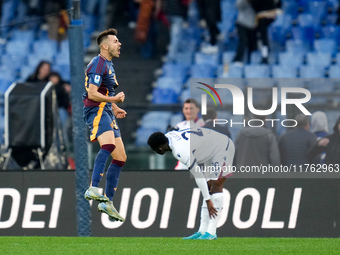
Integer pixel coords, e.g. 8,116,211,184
91,144,115,187
105,159,125,201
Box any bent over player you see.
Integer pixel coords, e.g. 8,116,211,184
83,28,126,222
147,128,235,240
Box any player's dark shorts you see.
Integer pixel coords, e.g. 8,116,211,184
84,106,121,142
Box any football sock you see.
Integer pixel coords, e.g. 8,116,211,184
105,159,125,201
198,201,210,234
207,192,224,235
91,144,115,187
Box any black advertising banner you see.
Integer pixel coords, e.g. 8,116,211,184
0,171,339,237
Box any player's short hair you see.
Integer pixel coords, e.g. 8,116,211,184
202,107,217,121
147,132,168,149
295,114,309,128
184,98,199,108
96,28,118,46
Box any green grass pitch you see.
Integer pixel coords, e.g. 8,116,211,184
1,237,339,255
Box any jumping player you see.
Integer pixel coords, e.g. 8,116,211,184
147,128,235,240
83,28,126,222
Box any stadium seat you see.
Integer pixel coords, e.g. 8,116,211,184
244,65,270,78
299,65,325,78
140,111,172,132
328,65,340,78
246,78,275,88
10,29,35,43
135,127,161,147
308,1,327,21
291,26,316,46
282,1,299,18
194,52,220,67
54,52,70,66
278,51,304,67
170,113,184,128
297,13,320,30
222,51,235,64
190,63,216,78
32,40,58,56
53,64,71,82
161,63,188,83
27,54,53,68
276,78,305,88
0,66,15,81
174,51,194,67
6,40,31,55
306,52,332,68
313,39,337,54
250,51,262,64
156,77,183,94
0,53,25,72
320,25,340,45
152,87,178,104
286,40,311,55
272,65,298,78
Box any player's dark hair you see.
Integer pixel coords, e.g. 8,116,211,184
184,98,199,108
147,132,168,149
202,107,217,122
96,28,118,46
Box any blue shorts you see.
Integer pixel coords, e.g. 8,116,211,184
84,107,121,142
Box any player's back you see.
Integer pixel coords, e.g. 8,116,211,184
168,127,231,164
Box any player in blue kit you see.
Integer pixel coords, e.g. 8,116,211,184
83,28,126,222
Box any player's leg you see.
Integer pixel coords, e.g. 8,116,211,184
105,136,127,201
183,180,211,240
84,108,117,202
97,133,126,222
198,178,226,240
85,131,115,202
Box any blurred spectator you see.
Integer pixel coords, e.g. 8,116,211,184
26,61,51,83
197,0,221,54
232,0,257,65
161,0,191,62
82,0,109,32
49,71,71,146
279,114,317,168
0,0,28,39
234,114,280,170
42,0,69,41
134,0,159,59
174,98,204,169
252,0,282,64
309,116,340,165
175,98,204,130
310,111,329,163
202,107,231,138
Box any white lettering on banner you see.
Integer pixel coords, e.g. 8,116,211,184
160,188,174,229
0,188,20,228
262,188,284,229
49,188,63,228
217,189,231,228
186,188,200,229
131,188,159,229
22,188,50,228
288,188,302,229
102,188,131,229
233,188,261,229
